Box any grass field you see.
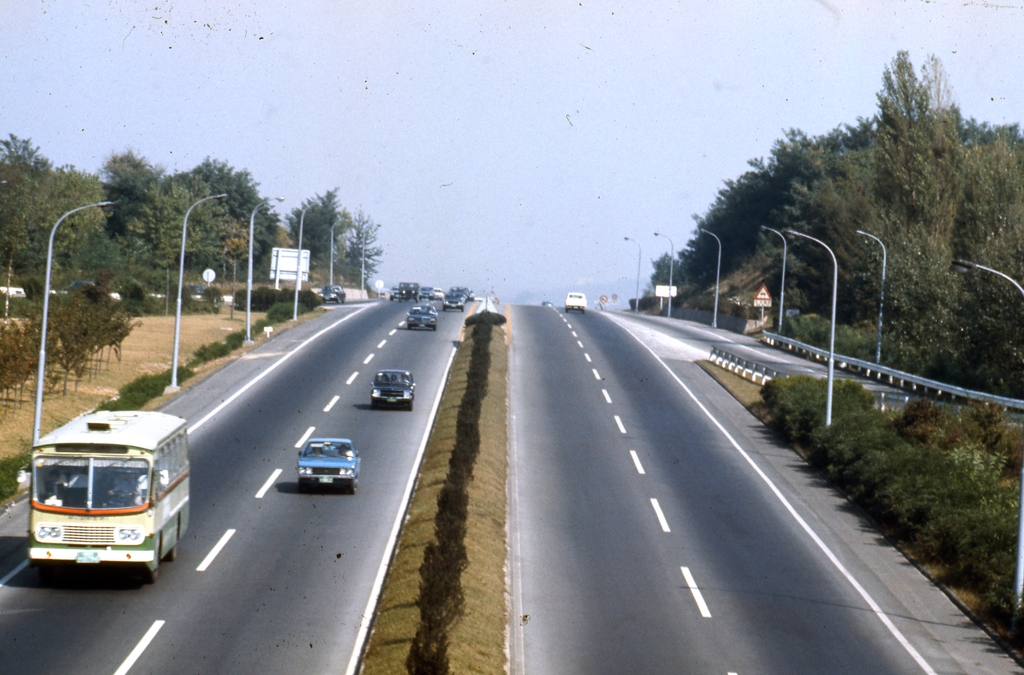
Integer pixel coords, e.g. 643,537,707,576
0,311,268,461
362,323,509,675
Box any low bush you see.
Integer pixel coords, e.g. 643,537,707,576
233,287,322,312
0,449,31,502
762,375,1021,628
98,366,194,411
266,301,301,323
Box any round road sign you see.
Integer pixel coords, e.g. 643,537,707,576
202,268,216,284
374,279,385,290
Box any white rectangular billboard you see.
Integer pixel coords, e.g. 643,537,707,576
270,247,310,282
655,285,677,298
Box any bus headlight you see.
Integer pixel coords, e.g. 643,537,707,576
36,525,63,542
116,527,144,544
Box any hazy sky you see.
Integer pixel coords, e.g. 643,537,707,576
3,1,1023,305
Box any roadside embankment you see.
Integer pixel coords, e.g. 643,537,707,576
362,311,508,675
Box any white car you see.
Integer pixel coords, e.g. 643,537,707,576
0,286,26,298
565,292,587,314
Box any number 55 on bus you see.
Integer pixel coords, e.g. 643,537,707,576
29,411,189,584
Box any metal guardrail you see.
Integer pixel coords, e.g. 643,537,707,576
761,331,1024,413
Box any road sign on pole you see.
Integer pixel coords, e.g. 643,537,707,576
754,284,772,308
202,268,216,284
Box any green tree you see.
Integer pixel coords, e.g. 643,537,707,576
342,211,382,290
284,189,352,273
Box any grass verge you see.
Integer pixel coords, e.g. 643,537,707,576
697,360,771,424
362,319,509,675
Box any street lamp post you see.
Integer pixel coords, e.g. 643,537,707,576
245,197,285,345
654,232,675,319
360,228,367,299
329,218,338,287
292,206,309,321
786,229,838,427
32,201,114,445
624,237,641,314
761,226,787,335
952,258,1024,633
699,228,722,329
856,230,887,365
166,194,228,394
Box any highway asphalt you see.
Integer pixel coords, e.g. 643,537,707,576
508,305,1022,675
0,299,466,675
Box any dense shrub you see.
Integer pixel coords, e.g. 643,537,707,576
0,449,31,502
465,311,506,326
781,313,876,360
763,375,1021,627
233,286,322,312
98,367,194,411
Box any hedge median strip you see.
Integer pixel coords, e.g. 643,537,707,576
363,312,508,675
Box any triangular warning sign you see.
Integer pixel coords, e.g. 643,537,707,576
754,284,771,302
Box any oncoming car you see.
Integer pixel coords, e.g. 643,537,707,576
296,438,360,494
565,292,587,314
406,305,437,330
371,370,415,410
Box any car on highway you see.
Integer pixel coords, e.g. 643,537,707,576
432,288,445,300
419,286,437,301
406,304,438,330
565,292,587,314
396,282,419,301
296,438,359,494
371,369,415,410
443,293,465,311
319,284,346,303
541,301,553,307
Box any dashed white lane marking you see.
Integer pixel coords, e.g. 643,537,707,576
346,371,359,385
363,353,375,365
389,329,397,336
112,620,165,675
398,322,407,328
614,415,627,434
584,353,592,362
592,369,601,380
577,340,584,348
572,331,578,337
196,529,236,572
377,339,387,348
255,469,282,499
630,450,645,474
295,426,315,448
0,560,29,588
324,395,340,411
650,498,671,532
602,389,612,403
567,324,572,329
681,567,712,618
611,316,938,675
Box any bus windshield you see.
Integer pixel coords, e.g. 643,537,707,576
34,457,150,509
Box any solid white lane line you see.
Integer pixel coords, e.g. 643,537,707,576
614,415,627,434
112,620,165,675
602,389,612,403
196,529,236,572
345,346,459,675
346,371,359,385
295,426,315,448
650,498,671,532
577,340,584,348
389,329,397,336
363,353,375,365
0,560,29,588
584,353,592,362
187,303,374,435
612,317,938,675
255,469,282,499
592,369,601,380
324,395,340,411
681,567,712,618
377,339,387,348
630,450,645,474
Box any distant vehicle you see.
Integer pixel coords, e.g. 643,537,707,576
186,284,207,300
541,301,553,307
565,292,587,314
443,293,465,312
296,438,359,494
0,286,26,298
418,286,437,301
397,282,419,302
29,410,190,584
319,285,346,304
389,286,401,301
449,286,474,301
371,369,415,411
432,288,445,300
406,305,437,331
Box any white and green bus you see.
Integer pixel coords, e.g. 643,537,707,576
29,410,190,584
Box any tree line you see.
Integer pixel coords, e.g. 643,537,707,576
0,140,384,316
652,51,1024,397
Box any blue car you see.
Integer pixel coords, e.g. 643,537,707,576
296,438,360,494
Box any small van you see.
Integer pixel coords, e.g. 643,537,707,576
565,292,587,314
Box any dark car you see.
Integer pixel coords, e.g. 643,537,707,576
296,438,360,493
406,305,437,331
418,286,437,301
443,293,465,311
397,282,419,301
371,370,415,410
319,285,346,303
389,286,401,301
